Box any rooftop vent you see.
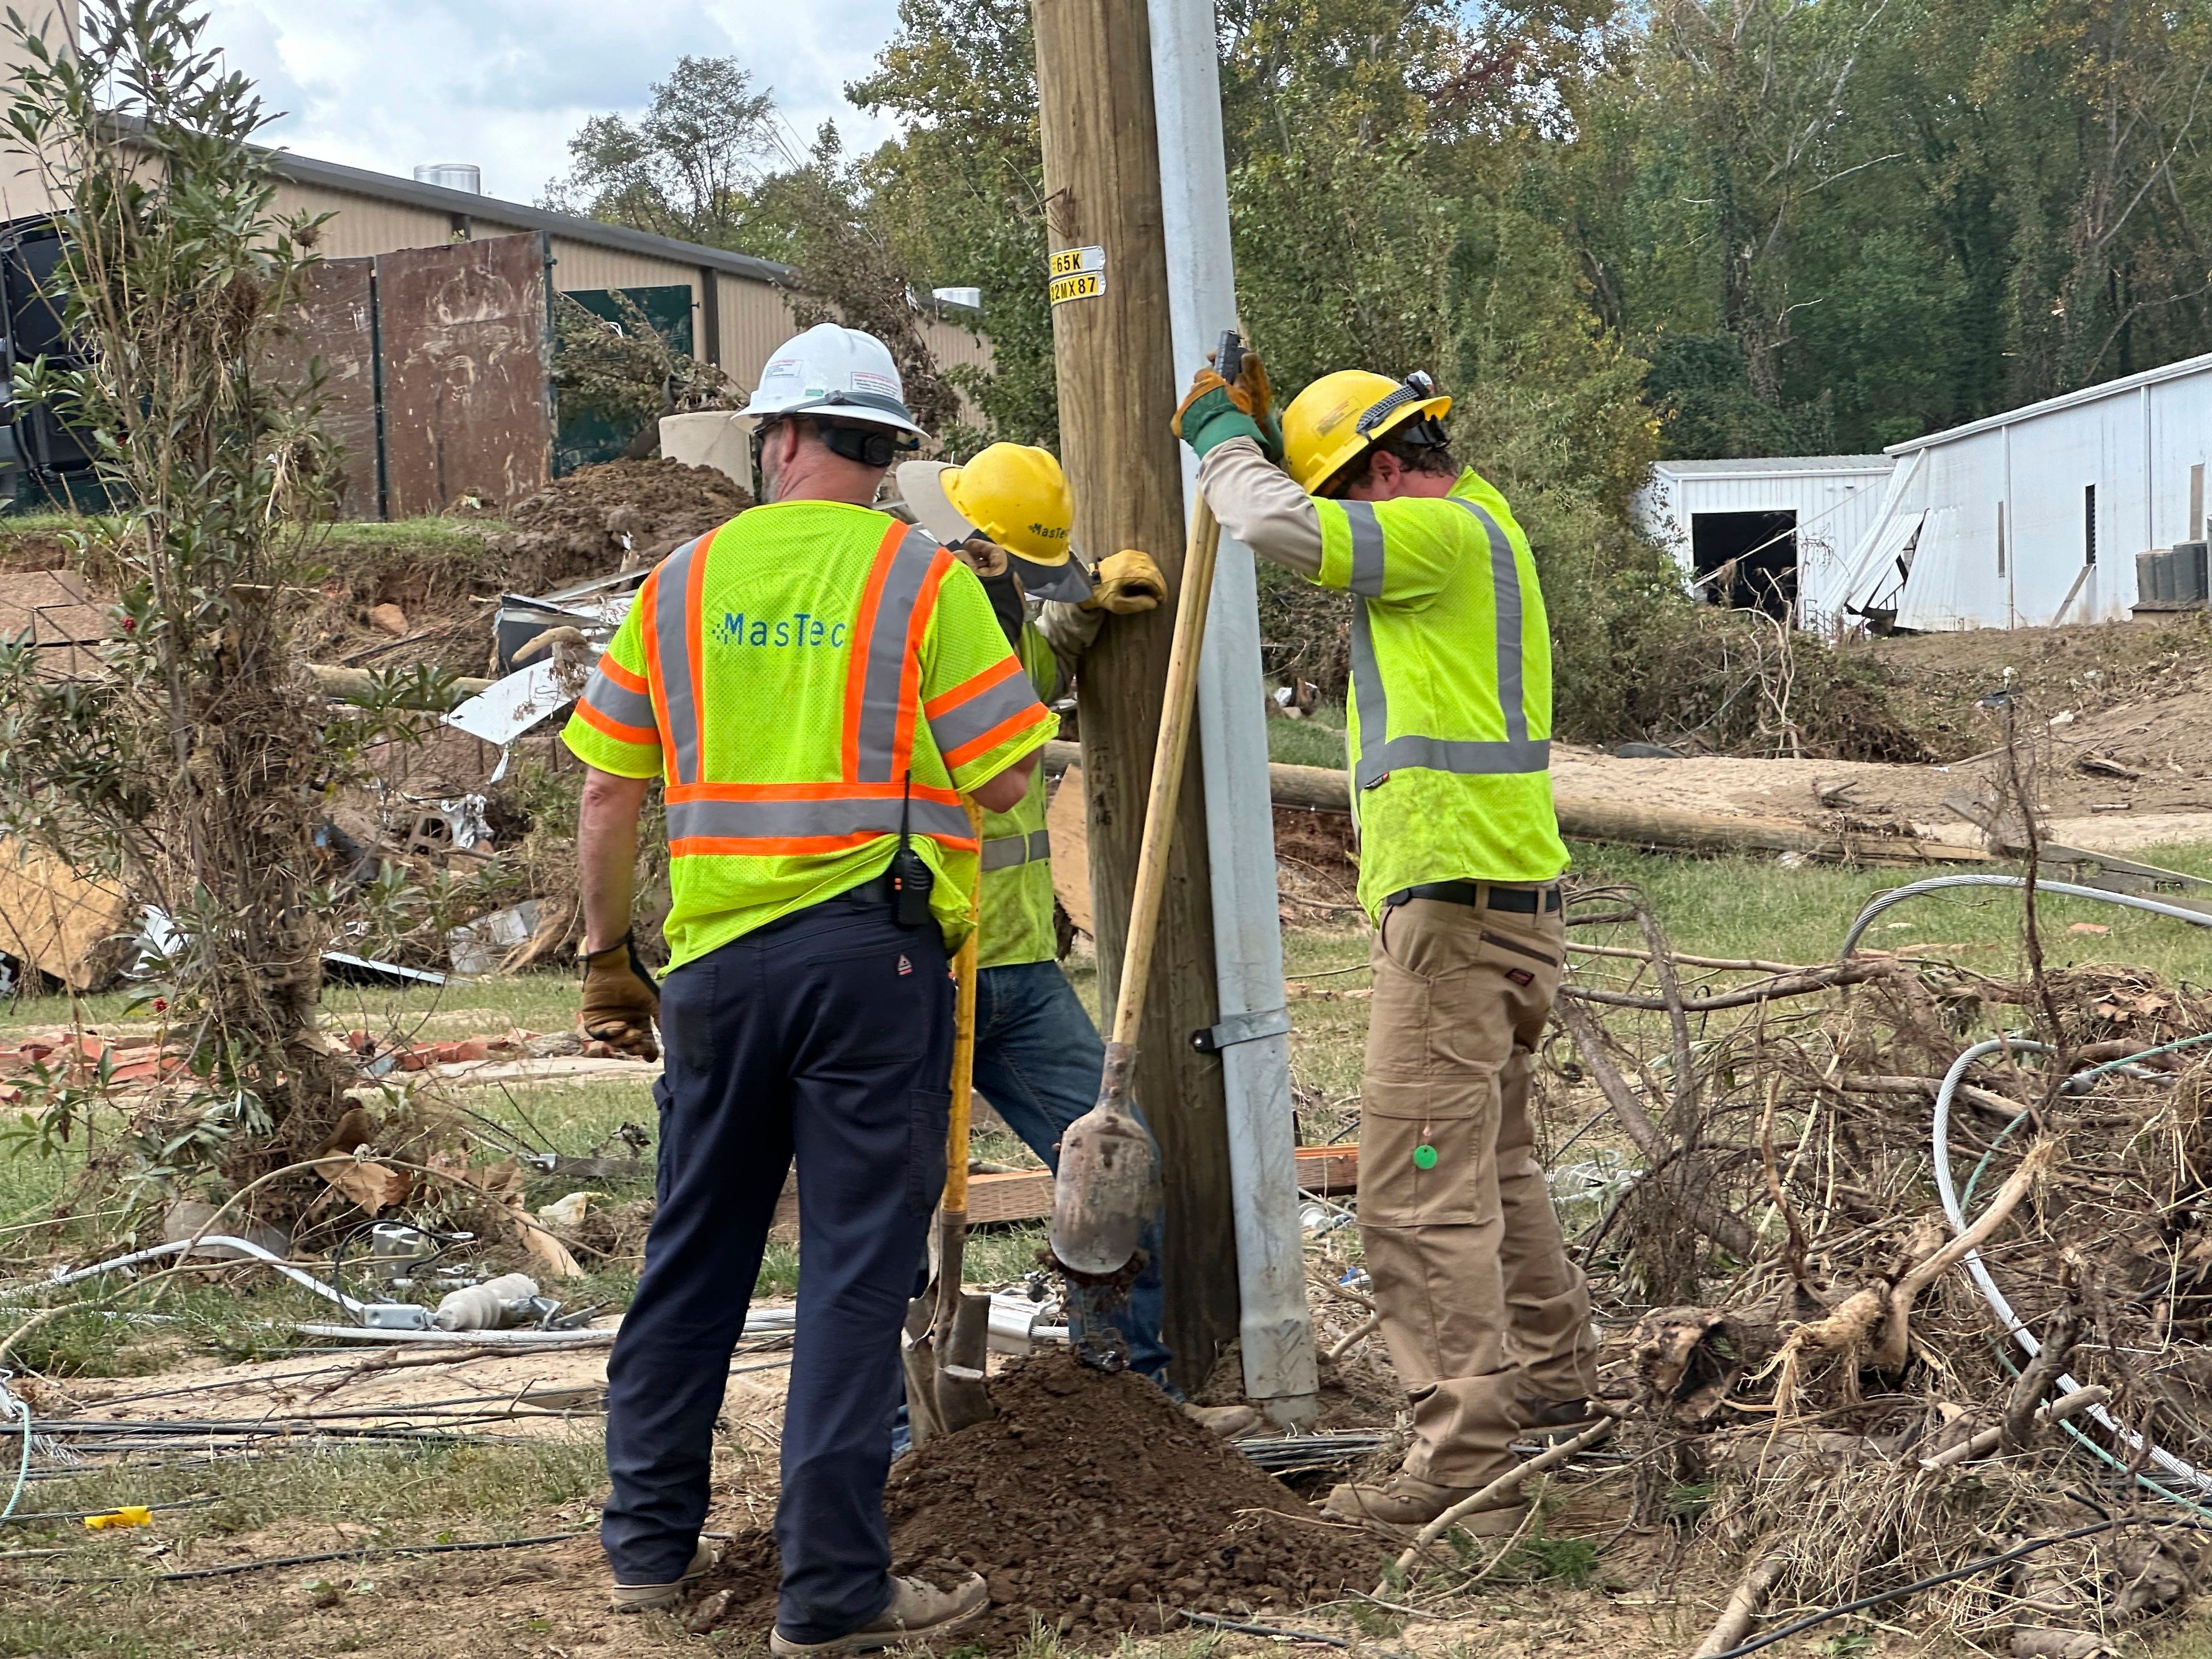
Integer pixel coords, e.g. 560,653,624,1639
412,163,482,195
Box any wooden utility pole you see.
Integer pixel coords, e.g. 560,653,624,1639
1032,0,1239,1387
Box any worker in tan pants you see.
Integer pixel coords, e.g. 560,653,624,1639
1173,353,1597,1529
1360,891,1596,1509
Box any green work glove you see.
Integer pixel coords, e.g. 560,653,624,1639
1172,373,1265,460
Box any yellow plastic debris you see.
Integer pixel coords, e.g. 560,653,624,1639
82,1506,152,1530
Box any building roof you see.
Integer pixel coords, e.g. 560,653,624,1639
1653,455,1892,479
264,147,801,287
1885,348,2212,456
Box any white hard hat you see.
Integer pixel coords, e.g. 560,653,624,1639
740,323,928,440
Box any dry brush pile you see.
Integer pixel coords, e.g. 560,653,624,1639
1530,886,2212,1656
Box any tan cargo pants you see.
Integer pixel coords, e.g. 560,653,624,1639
1358,887,1599,1486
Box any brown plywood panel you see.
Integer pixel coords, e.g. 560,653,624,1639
0,838,131,990
276,257,380,517
376,234,553,517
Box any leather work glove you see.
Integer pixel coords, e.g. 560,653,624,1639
950,535,1010,579
1081,549,1166,615
580,931,661,1061
1171,350,1283,463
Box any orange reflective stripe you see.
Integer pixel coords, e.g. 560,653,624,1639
890,548,951,782
637,564,676,772
597,653,648,695
843,521,906,782
666,779,963,805
922,642,1022,719
573,696,658,747
941,701,1051,771
671,832,982,859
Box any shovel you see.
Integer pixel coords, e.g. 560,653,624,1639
901,801,996,1445
1049,330,1243,1362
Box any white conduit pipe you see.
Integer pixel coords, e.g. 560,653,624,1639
1842,874,2212,960
1932,1038,2212,1498
37,1237,370,1316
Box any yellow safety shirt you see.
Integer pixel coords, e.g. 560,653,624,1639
1311,468,1570,915
975,623,1061,968
562,501,1057,969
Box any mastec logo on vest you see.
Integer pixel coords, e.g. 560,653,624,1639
711,611,850,649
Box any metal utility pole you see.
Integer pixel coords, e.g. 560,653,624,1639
1147,0,1318,1428
1032,0,1240,1386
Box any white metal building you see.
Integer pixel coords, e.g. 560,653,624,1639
1633,455,1895,623
1839,350,2212,630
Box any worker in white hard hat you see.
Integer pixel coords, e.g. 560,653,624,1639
896,446,1253,1435
569,323,1051,1649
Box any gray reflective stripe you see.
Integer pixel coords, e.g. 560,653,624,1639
979,828,1052,872
666,794,973,844
928,666,1043,759
579,666,654,733
854,527,940,782
651,537,704,784
1343,500,1385,597
1449,497,1529,745
1348,494,1547,790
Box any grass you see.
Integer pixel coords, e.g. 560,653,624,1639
1265,702,1349,771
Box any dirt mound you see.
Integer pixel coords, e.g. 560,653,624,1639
493,458,752,591
702,1351,1379,1647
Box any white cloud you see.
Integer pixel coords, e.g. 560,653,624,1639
194,0,904,207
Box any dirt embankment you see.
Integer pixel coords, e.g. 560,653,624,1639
699,1350,1379,1647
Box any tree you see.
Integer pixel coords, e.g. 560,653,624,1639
0,0,385,1191
544,56,780,248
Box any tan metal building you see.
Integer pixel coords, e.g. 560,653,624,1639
262,148,990,397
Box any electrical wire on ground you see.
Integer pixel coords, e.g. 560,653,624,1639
0,1376,28,1525
41,1527,588,1585
1841,874,2212,959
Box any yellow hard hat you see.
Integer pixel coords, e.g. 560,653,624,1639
897,445,1092,601
1282,370,1453,495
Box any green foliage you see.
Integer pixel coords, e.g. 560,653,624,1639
551,289,733,434
0,1,359,1195
542,55,779,248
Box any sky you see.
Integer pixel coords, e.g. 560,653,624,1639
194,0,906,205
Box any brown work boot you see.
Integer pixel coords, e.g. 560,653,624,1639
609,1540,717,1613
1321,1471,1530,1536
769,1571,988,1655
1183,1402,1263,1439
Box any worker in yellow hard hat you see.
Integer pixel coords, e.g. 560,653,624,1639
897,446,1257,1435
1173,357,1594,1531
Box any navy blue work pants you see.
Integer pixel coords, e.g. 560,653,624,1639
601,888,952,1643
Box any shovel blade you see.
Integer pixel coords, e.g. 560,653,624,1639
1050,1103,1160,1277
932,1290,996,1433
900,1293,945,1449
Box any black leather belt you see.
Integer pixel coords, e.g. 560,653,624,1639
1382,880,1562,915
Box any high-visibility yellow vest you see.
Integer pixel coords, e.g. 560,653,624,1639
1312,468,1569,914
562,501,1057,969
975,622,1060,968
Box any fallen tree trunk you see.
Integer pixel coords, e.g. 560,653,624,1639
1040,741,1994,865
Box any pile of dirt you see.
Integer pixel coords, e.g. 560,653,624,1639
702,1351,1379,1647
491,457,753,592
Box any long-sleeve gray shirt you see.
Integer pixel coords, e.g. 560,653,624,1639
1196,434,1323,577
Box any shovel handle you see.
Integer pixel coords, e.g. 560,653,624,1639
1108,489,1223,1051
943,799,984,1213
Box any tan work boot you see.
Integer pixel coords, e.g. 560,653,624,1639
609,1540,717,1613
1183,1402,1263,1438
769,1571,988,1655
1321,1471,1529,1536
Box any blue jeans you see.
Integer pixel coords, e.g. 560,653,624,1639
974,959,1172,1382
